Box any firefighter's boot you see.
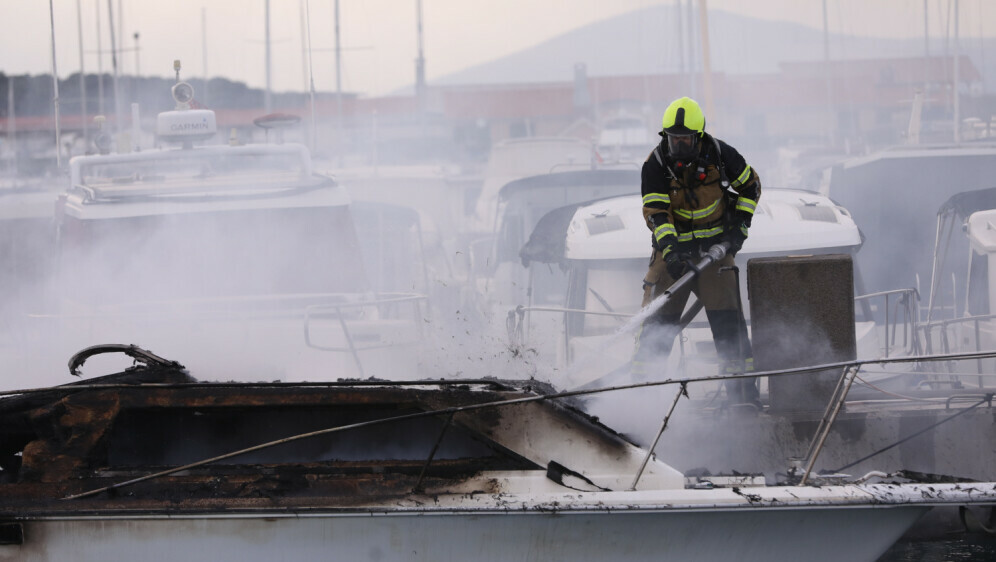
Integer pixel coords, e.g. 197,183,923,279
706,309,760,408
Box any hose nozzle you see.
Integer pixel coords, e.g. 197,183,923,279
706,241,731,261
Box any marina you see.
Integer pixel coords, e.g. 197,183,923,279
2,1,996,559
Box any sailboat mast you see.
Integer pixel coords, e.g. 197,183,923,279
202,7,209,107
335,0,342,136
96,0,105,115
6,77,16,176
77,0,89,143
823,0,834,145
107,0,123,134
265,0,273,114
415,0,426,113
49,0,63,168
923,0,930,96
697,0,714,128
953,0,960,143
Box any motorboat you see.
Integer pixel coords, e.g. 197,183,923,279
471,136,603,234
508,187,884,390
19,77,429,385
475,169,640,316
820,142,996,295
0,344,992,561
919,186,996,388
499,186,996,502
596,112,654,164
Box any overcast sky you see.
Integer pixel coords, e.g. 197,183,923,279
1,0,992,97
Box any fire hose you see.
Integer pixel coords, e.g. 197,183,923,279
618,241,731,337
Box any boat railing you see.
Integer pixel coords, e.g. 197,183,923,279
506,288,918,370
48,347,996,501
919,312,996,386
304,292,429,377
506,304,634,365
854,287,922,358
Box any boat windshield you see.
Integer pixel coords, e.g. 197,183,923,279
77,150,310,195
576,260,647,336
59,205,367,305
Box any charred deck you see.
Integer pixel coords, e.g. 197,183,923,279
0,364,633,517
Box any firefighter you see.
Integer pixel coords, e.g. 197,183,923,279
634,96,761,407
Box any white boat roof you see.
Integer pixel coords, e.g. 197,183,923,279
967,209,996,253
565,188,862,261
840,142,996,169
60,183,349,220
69,143,315,194
474,137,604,229
62,143,350,219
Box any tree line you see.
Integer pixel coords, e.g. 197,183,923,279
0,73,316,117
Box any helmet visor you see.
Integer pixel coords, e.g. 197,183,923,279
666,132,698,160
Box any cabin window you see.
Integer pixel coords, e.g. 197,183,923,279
967,250,990,316
508,119,532,139
529,263,569,307
106,405,538,469
577,260,645,336
496,215,524,263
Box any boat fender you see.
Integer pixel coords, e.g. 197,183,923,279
546,461,611,492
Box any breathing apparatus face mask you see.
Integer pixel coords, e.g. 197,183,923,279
666,132,699,161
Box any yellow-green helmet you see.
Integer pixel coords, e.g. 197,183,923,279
661,97,705,136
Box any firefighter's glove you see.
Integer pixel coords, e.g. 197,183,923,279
724,222,748,256
664,250,690,280
652,233,677,253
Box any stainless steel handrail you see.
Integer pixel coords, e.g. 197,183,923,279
920,312,996,383
854,287,921,358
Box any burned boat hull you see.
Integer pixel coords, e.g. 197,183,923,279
0,355,993,562
1,502,930,562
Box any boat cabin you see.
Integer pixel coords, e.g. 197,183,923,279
512,188,871,388
475,170,639,317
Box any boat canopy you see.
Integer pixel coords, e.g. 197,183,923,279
937,186,996,220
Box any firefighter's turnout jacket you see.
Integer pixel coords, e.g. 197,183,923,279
641,132,760,256
634,133,761,393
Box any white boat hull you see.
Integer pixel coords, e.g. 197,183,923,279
3,505,925,562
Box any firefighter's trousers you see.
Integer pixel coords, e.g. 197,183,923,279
633,248,758,404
